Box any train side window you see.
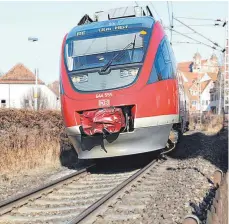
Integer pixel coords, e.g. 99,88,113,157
147,64,159,84
165,38,176,79
155,45,170,80
161,40,170,63
147,37,177,84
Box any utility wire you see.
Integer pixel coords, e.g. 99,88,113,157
171,1,174,14
171,2,174,28
167,1,172,27
174,17,225,50
175,16,224,21
167,1,172,42
172,32,196,35
174,24,222,27
170,2,174,43
172,41,202,45
167,28,221,51
149,2,161,20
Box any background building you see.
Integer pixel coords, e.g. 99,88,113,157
0,63,60,110
178,52,219,114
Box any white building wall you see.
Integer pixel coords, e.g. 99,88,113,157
209,90,220,114
39,85,60,110
200,81,214,111
0,84,60,110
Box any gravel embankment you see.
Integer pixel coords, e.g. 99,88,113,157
0,163,86,202
142,129,228,224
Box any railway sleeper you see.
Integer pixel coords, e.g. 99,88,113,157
45,192,105,200
118,196,152,204
15,204,88,213
66,183,118,190
32,198,97,206
0,212,77,223
99,213,141,222
56,187,113,195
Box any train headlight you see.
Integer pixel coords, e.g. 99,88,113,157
120,68,139,78
71,74,88,83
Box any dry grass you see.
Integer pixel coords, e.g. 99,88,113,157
0,109,75,177
189,113,224,133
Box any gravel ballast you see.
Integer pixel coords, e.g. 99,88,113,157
0,129,227,223
142,129,228,224
0,163,86,202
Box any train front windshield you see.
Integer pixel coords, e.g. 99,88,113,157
65,29,151,92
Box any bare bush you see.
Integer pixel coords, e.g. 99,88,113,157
189,113,224,133
0,109,75,177
20,87,48,110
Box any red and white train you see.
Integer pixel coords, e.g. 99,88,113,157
60,6,188,159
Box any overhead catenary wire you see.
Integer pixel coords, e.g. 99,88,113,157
174,17,225,51
174,24,222,27
166,1,172,42
170,1,174,43
166,28,222,51
167,1,172,27
175,16,225,22
172,32,196,35
172,41,202,45
171,1,174,28
148,2,161,20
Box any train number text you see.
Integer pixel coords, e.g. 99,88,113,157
96,93,113,98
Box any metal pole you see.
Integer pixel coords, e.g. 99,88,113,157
224,21,229,114
197,73,202,129
8,84,10,108
35,68,38,111
171,11,174,43
218,60,222,114
28,37,38,111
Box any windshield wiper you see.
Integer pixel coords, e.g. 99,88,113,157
100,41,134,73
131,34,137,60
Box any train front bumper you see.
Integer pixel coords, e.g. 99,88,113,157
66,124,173,159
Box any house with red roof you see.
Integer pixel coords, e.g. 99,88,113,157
0,63,60,110
178,52,219,113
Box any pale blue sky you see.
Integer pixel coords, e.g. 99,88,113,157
0,1,228,83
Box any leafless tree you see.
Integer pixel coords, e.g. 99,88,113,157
0,69,4,77
21,87,48,110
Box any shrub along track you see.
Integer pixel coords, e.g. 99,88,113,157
0,155,173,224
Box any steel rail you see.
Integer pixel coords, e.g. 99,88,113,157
0,164,95,216
67,158,159,224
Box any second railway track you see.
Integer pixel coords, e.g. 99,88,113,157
0,155,175,224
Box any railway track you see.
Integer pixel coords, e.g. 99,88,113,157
0,155,175,224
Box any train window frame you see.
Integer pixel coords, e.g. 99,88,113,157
147,64,159,83
155,42,170,80
147,36,177,84
65,28,152,72
161,40,170,63
165,38,176,78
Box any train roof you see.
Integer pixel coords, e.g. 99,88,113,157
67,16,155,40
